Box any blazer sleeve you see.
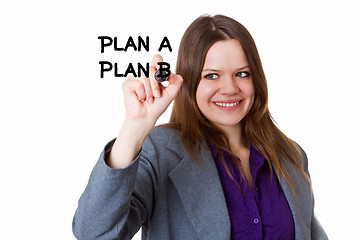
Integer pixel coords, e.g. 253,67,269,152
298,145,329,240
72,137,160,240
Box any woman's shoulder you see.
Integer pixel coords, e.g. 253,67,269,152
143,126,185,156
145,126,181,147
293,141,309,172
137,126,188,179
148,126,180,141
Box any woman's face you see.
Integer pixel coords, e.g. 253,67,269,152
196,39,255,132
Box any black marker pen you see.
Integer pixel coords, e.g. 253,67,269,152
154,69,169,82
154,62,171,82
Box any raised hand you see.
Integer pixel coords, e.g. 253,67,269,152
108,54,183,168
122,54,183,128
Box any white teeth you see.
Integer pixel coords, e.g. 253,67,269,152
214,101,240,107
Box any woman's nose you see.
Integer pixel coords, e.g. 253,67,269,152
219,76,240,95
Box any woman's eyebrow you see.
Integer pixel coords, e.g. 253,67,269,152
237,65,249,70
202,65,249,72
202,69,220,72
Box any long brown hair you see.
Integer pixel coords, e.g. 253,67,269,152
164,14,309,192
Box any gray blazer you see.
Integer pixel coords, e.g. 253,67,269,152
73,127,328,240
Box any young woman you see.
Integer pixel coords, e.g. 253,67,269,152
73,15,328,239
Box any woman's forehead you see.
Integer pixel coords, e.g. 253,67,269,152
202,39,248,70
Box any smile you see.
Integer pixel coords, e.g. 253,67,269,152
214,101,241,107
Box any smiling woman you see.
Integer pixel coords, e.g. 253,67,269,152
73,14,328,240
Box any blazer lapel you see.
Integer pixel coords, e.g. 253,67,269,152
274,160,313,240
167,132,231,240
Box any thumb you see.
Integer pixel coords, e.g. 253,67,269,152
164,74,183,100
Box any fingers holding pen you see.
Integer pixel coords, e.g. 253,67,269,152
150,54,183,101
123,71,158,105
123,54,179,105
133,54,164,104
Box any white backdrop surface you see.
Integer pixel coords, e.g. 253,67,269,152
1,0,359,239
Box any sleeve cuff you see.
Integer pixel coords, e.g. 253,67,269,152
93,138,141,180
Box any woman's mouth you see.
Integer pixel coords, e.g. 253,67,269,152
214,100,242,107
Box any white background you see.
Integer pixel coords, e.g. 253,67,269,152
1,0,359,239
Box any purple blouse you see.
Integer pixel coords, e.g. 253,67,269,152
210,144,295,240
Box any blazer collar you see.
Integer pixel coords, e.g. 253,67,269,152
167,131,231,240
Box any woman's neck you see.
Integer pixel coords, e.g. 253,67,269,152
219,123,249,152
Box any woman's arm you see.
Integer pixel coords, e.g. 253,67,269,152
297,144,328,239
72,137,159,239
72,54,183,239
72,140,141,239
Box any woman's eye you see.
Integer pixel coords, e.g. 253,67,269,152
236,71,250,78
204,74,218,80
